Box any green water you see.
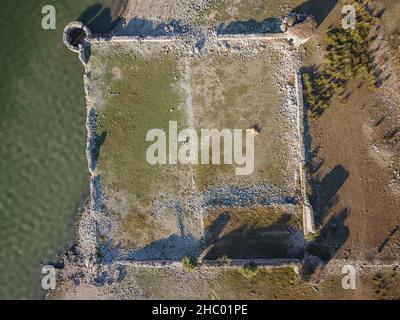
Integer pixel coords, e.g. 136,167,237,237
0,0,117,299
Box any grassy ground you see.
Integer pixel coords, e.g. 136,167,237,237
203,206,302,235
90,45,197,249
191,51,294,192
203,206,303,259
54,261,400,299
92,48,185,201
117,265,375,299
89,41,296,254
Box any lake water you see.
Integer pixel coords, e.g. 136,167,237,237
0,0,122,299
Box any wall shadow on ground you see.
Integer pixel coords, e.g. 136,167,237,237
309,164,349,227
87,108,107,172
118,16,280,38
301,207,350,281
118,17,192,37
203,211,304,260
97,201,203,262
216,18,281,35
78,3,123,34
307,207,350,260
90,131,107,171
302,133,350,277
98,230,203,262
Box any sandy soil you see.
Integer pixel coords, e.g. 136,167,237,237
303,0,400,262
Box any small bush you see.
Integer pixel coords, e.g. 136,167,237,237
238,262,258,280
304,229,321,242
182,256,197,272
217,255,231,266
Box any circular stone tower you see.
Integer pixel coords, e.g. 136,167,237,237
63,21,92,53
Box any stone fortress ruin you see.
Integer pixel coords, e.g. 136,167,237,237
63,13,317,273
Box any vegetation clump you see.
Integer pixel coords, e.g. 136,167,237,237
182,256,198,272
238,262,259,280
304,229,321,242
304,0,379,117
217,255,232,266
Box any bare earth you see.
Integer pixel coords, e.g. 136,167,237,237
304,0,400,262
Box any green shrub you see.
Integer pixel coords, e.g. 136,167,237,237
304,229,321,242
217,255,231,266
182,256,197,272
238,262,259,280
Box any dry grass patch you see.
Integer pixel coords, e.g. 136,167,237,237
204,206,302,235
88,45,201,251
203,206,304,259
191,51,295,192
